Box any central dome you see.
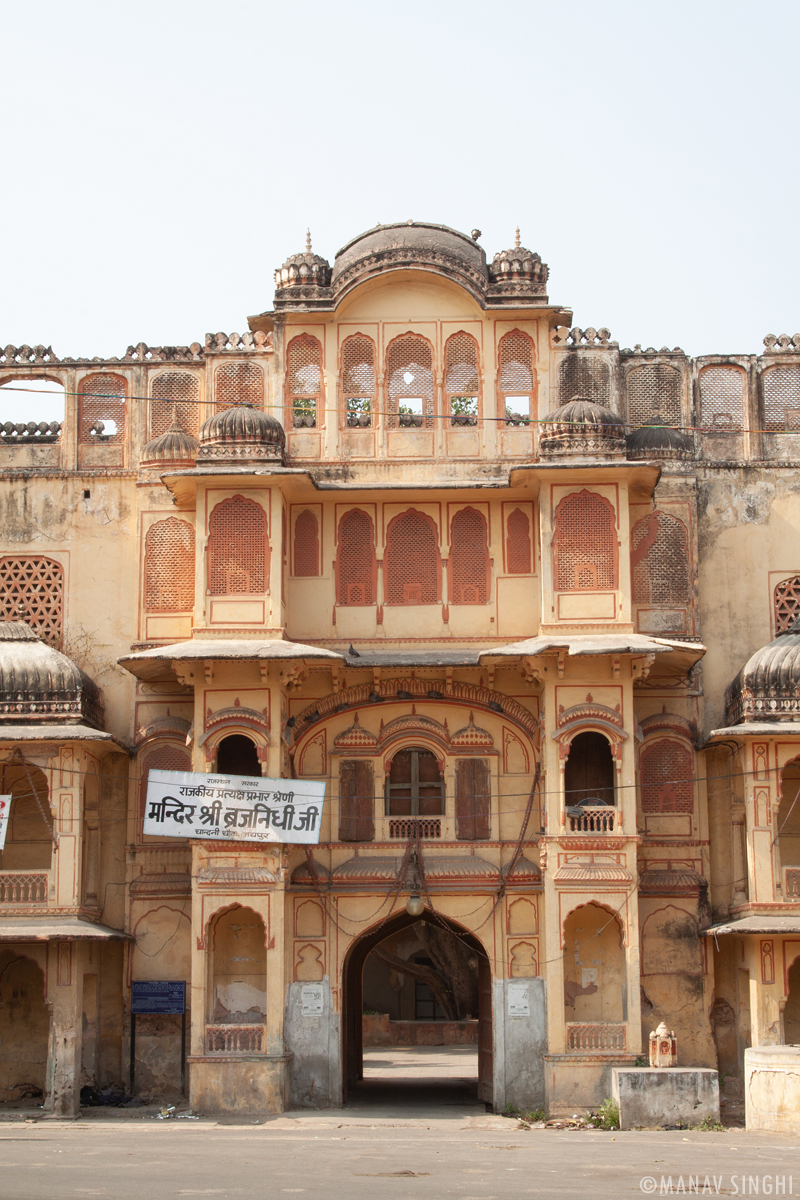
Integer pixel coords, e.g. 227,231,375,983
330,221,489,303
197,402,285,465
539,398,626,458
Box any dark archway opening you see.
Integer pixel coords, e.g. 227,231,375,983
343,909,491,1112
216,735,261,778
785,957,800,1044
565,731,615,807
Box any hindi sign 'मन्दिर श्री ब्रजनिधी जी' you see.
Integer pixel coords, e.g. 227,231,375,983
143,770,326,844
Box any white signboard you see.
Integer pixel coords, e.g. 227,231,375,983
144,770,326,844
507,981,531,1018
0,795,10,851
301,984,324,1016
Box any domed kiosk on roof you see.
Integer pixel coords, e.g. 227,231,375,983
626,419,693,462
726,617,800,725
140,413,199,468
196,401,286,466
0,621,102,728
539,397,626,458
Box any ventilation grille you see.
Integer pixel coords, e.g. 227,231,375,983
764,365,800,432
553,491,616,591
150,372,201,436
0,556,64,644
207,496,268,595
79,373,126,444
699,366,745,431
337,510,375,605
144,518,195,612
450,508,488,604
774,575,800,633
625,363,682,426
631,512,691,606
640,740,694,813
385,511,439,604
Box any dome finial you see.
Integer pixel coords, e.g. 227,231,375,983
306,228,312,253
514,226,521,249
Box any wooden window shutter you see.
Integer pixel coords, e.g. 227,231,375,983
455,758,490,841
339,759,375,842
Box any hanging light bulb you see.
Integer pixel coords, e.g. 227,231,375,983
405,893,424,918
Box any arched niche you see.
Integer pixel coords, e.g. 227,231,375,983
562,903,625,1031
207,905,267,1025
0,953,48,1101
216,734,262,779
563,730,616,807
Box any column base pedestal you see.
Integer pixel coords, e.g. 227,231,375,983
188,1053,292,1115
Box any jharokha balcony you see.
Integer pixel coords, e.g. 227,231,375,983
564,806,618,834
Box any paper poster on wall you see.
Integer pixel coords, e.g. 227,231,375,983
301,984,325,1016
507,980,531,1018
0,795,11,851
144,770,326,844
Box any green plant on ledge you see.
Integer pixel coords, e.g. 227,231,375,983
591,1098,619,1129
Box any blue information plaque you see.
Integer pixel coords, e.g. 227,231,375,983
131,980,185,1015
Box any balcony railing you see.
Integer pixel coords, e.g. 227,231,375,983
0,871,49,903
566,1022,626,1052
205,1024,264,1054
566,807,617,833
785,867,800,899
388,818,442,840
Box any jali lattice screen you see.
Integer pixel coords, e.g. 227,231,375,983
625,363,682,427
631,511,691,606
385,510,440,604
150,371,201,437
341,334,375,426
139,745,192,826
386,334,434,427
450,507,489,604
215,362,265,411
286,334,323,427
506,507,532,574
444,332,480,424
699,366,746,431
337,509,376,605
774,575,800,633
207,495,268,595
294,510,320,577
0,556,64,643
763,365,800,432
498,330,534,420
553,490,617,591
144,518,195,611
559,354,612,407
640,739,694,814
79,373,126,444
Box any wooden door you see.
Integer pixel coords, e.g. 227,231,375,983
477,951,493,1103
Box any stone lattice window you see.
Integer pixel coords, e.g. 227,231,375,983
0,556,64,644
293,510,320,577
139,744,192,827
215,362,265,411
559,354,611,407
498,329,534,423
336,509,376,606
207,495,268,595
386,334,434,428
150,371,201,437
385,510,440,605
78,373,126,444
506,508,532,574
553,490,617,591
444,332,480,426
774,575,800,633
631,512,691,606
640,739,694,814
286,334,322,428
763,365,800,433
699,366,745,431
144,518,195,612
625,363,682,427
450,507,489,604
341,334,375,427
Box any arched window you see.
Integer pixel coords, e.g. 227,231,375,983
444,332,480,426
558,354,611,407
553,490,617,591
0,556,63,644
625,363,682,428
699,365,745,432
385,747,444,816
640,739,694,813
498,330,534,425
139,744,191,829
506,507,532,574
144,518,195,612
207,495,268,596
341,334,375,428
631,511,691,606
78,373,126,444
286,334,323,428
565,731,615,807
775,575,800,634
385,509,440,605
336,509,376,606
293,510,319,577
150,371,201,437
216,734,261,778
386,334,434,428
450,507,489,604
0,761,52,870
764,365,800,433
215,362,265,411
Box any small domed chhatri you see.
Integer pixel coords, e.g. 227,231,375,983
539,397,626,458
140,411,199,468
197,400,286,465
274,230,332,294
488,227,548,299
626,419,693,462
0,621,102,728
726,617,800,724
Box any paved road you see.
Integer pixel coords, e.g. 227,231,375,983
0,1116,797,1200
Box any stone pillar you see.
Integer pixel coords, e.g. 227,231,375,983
46,941,85,1117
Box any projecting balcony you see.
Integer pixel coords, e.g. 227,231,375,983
565,806,618,834
0,870,51,905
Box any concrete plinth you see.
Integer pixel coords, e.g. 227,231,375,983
745,1046,800,1133
545,1053,638,1112
612,1068,720,1129
188,1054,291,1115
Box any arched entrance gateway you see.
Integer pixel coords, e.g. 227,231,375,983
342,909,492,1105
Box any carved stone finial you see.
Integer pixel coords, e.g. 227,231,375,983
514,226,521,249
306,228,312,253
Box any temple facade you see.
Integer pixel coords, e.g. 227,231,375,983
0,220,799,1116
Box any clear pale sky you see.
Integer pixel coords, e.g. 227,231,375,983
1,0,798,361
